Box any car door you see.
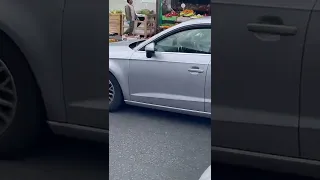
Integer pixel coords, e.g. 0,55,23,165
129,26,211,114
61,0,109,129
211,0,315,157
299,1,320,161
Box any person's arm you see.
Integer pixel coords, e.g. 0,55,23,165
133,7,138,20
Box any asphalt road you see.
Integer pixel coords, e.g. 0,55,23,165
0,136,108,180
0,106,318,180
109,106,211,180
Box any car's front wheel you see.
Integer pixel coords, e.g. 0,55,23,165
0,52,46,158
109,73,123,112
0,31,50,159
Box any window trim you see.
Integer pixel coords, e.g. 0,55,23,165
139,23,211,52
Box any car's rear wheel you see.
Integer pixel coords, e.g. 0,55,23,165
0,33,46,159
109,73,123,112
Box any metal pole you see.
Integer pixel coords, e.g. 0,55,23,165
156,0,163,33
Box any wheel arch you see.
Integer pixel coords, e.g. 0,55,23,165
0,0,66,122
109,66,130,101
0,29,47,119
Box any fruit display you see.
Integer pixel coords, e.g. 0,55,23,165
159,25,170,29
159,1,210,29
138,9,154,15
109,39,118,43
159,23,176,29
110,10,123,14
164,11,179,17
190,14,204,19
179,9,195,17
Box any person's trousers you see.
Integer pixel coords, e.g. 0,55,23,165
124,21,134,35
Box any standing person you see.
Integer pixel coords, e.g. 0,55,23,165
162,0,173,14
124,0,137,35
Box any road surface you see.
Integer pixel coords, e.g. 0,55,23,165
0,106,317,180
0,136,108,180
109,106,211,180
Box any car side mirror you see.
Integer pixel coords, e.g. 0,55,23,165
145,42,155,58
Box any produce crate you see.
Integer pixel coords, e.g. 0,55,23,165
109,38,119,43
132,14,156,39
161,15,178,21
109,14,124,35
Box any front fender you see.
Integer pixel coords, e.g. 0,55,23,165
109,59,130,101
0,0,66,122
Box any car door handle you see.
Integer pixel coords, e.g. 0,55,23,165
188,67,204,73
247,23,297,36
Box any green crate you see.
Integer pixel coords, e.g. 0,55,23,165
161,15,178,21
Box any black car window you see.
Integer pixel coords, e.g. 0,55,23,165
155,28,211,54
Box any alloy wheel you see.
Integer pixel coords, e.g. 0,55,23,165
109,80,115,104
0,60,17,134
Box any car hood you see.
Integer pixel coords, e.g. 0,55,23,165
199,165,211,180
109,40,141,59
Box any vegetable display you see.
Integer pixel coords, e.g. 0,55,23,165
138,9,154,15
179,9,195,17
159,23,176,29
164,11,179,17
159,3,210,31
109,39,118,43
110,10,123,14
190,14,204,19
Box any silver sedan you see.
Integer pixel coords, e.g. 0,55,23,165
109,17,211,118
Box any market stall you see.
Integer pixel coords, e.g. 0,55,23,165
109,8,157,39
109,10,124,36
109,0,209,41
131,9,157,38
157,0,210,30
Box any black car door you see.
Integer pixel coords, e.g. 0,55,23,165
61,0,108,129
300,0,320,161
211,0,315,157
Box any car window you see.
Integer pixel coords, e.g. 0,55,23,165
155,28,211,54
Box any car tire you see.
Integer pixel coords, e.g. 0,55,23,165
109,73,123,112
0,34,47,159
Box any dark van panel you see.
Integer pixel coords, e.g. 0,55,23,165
300,0,320,161
211,0,314,157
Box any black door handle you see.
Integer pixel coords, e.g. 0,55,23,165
247,23,297,36
188,66,204,73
